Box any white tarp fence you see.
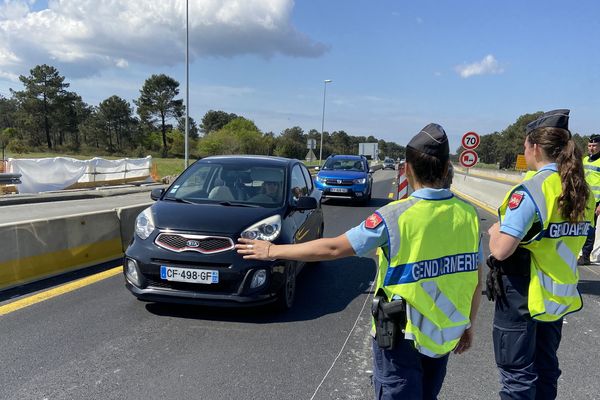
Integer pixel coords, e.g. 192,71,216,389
8,156,152,194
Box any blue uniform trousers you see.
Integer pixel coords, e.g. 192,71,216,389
493,274,563,400
372,337,449,400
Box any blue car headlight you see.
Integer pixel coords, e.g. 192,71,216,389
317,176,327,183
241,215,282,241
353,178,366,184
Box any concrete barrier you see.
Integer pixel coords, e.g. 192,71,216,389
0,211,123,290
451,172,514,212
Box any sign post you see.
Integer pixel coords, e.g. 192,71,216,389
459,131,480,171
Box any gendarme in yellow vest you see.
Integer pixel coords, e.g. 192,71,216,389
499,169,595,321
583,155,600,203
374,194,479,358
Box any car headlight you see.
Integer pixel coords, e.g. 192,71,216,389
135,207,155,240
240,215,282,241
353,178,366,184
317,176,327,183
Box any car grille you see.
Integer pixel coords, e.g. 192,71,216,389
325,179,354,186
155,232,234,253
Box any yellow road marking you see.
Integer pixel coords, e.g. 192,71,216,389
0,266,123,316
451,188,497,216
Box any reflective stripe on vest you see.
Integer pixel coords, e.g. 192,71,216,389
374,195,479,357
404,303,468,358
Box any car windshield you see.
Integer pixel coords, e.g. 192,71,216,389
164,162,286,207
323,158,364,171
384,159,394,164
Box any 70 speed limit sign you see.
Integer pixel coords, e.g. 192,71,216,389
461,131,480,150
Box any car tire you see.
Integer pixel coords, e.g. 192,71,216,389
274,261,296,311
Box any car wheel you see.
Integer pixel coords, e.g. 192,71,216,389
274,262,296,311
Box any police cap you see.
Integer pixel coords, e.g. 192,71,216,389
526,109,570,135
589,134,600,144
407,123,449,161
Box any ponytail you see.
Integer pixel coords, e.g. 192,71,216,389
528,127,590,222
556,139,589,222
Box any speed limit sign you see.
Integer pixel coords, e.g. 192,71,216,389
461,131,480,150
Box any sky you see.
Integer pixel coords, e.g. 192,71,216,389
0,0,599,152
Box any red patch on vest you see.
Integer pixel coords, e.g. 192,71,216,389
508,193,524,210
365,213,383,229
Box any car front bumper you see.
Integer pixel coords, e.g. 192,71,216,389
124,238,288,307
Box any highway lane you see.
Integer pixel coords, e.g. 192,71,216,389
0,191,153,225
1,170,599,400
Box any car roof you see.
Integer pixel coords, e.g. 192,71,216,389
199,155,297,167
329,155,363,160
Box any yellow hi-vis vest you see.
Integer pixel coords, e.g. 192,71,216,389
583,155,600,203
499,169,595,321
374,194,480,358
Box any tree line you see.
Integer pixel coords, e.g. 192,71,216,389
0,64,406,161
456,112,591,169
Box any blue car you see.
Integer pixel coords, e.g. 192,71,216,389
314,155,373,204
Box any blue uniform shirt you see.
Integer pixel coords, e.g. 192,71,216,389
499,163,557,240
345,188,483,262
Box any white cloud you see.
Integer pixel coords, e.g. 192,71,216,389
455,54,504,78
0,0,31,20
0,0,328,78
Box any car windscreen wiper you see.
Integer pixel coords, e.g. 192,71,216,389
163,197,196,204
217,201,260,208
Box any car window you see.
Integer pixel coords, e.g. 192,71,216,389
323,158,364,171
165,162,285,207
300,164,314,192
291,165,309,202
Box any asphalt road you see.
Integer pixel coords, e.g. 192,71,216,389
1,170,599,400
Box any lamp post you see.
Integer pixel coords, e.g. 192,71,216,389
319,79,332,166
184,0,189,168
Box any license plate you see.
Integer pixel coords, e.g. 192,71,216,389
160,266,219,284
330,188,348,193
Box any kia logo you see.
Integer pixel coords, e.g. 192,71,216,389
186,240,200,248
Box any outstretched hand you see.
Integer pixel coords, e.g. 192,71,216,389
236,238,274,260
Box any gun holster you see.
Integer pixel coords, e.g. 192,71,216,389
371,290,407,350
485,247,531,303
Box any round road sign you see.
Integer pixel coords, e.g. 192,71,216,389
461,131,480,150
459,150,479,168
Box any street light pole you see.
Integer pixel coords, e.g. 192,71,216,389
184,0,189,168
319,79,332,166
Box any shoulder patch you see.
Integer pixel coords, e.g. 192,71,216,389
365,213,383,229
508,192,524,210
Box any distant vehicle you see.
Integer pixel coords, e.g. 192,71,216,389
314,154,373,204
124,155,324,310
382,158,396,170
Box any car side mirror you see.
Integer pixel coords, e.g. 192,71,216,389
293,196,318,210
368,168,374,174
151,188,164,201
314,166,320,171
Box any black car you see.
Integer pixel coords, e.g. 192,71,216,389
124,155,324,309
